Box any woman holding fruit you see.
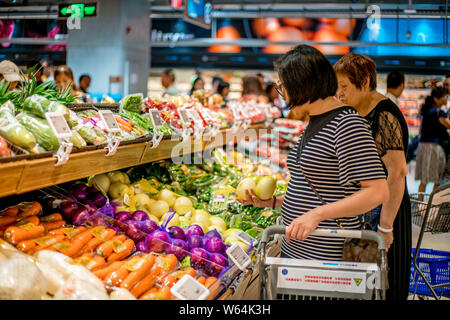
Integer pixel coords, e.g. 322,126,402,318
238,45,388,263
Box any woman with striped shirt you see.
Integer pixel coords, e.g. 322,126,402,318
239,45,389,261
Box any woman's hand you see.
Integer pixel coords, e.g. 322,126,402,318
377,229,393,252
236,189,274,208
285,208,322,242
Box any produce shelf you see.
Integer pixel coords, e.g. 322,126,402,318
0,123,265,198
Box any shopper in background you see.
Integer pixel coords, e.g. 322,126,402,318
239,44,388,265
443,74,450,94
334,52,411,301
256,72,267,92
189,76,205,95
212,76,223,93
265,81,280,106
161,69,180,96
241,75,268,103
217,80,230,100
78,74,91,94
27,60,44,85
415,87,450,194
385,71,405,106
0,60,21,91
54,65,90,103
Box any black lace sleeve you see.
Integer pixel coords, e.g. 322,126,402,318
374,111,405,157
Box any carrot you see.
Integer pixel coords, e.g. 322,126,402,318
41,220,66,231
80,227,117,255
2,206,19,217
197,276,206,285
120,254,156,290
130,265,162,298
17,201,42,218
172,267,196,280
105,265,129,287
139,286,171,300
106,239,135,262
16,239,36,253
72,227,99,242
157,254,178,272
49,225,85,237
205,276,217,288
92,261,124,279
96,234,127,257
40,213,63,222
63,238,90,257
19,233,66,254
85,255,106,271
160,273,178,288
16,215,40,226
4,224,45,245
0,216,18,228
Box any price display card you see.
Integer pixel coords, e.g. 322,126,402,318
170,274,210,300
178,108,191,127
45,112,72,140
188,109,203,125
99,110,121,133
226,243,252,271
236,230,256,246
149,109,164,129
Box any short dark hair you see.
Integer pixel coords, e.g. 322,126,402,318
242,75,264,96
162,69,175,82
333,53,377,91
217,80,230,96
386,71,404,89
420,86,447,115
79,74,91,83
274,44,337,108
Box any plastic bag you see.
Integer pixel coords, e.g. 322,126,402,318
23,94,70,121
16,112,60,151
53,276,110,300
0,102,38,152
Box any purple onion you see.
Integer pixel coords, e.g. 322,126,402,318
203,237,225,253
139,219,159,234
187,235,204,250
72,189,88,202
60,201,79,220
136,241,150,253
145,230,170,252
132,210,149,221
82,200,98,214
92,192,107,208
185,224,204,238
86,186,99,195
123,220,146,242
167,239,188,261
72,208,90,226
98,202,116,217
189,247,210,267
168,226,186,240
204,229,222,240
206,252,228,277
71,183,87,193
115,211,132,222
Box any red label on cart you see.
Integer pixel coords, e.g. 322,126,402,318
277,267,368,294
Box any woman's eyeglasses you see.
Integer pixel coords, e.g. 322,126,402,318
275,81,285,99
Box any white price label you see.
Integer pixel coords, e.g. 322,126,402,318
226,243,251,272
170,275,210,300
231,105,242,120
149,109,164,129
99,110,121,133
45,112,72,139
235,231,256,246
178,108,191,126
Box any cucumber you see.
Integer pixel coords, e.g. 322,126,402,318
16,112,60,151
0,104,38,152
23,94,70,121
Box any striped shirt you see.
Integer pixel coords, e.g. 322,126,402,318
281,107,386,260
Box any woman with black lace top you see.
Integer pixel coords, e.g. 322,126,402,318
334,53,411,301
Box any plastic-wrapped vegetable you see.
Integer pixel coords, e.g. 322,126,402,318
53,276,109,300
0,102,38,152
121,94,143,113
69,130,87,148
16,112,60,151
23,94,70,121
67,110,105,145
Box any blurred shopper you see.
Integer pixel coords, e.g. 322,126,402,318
161,69,180,96
385,71,405,106
212,76,223,93
266,81,280,106
79,74,91,94
0,60,20,91
415,87,450,195
54,65,91,103
334,53,411,301
27,60,44,85
444,74,450,94
217,80,230,100
241,75,268,103
189,76,205,96
256,72,267,92
239,45,388,266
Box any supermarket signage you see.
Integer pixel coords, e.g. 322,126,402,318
183,0,213,30
45,112,72,140
276,267,367,294
58,3,98,19
226,243,251,272
171,274,210,300
99,110,121,134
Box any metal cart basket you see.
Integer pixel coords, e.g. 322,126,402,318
259,226,387,300
410,182,450,300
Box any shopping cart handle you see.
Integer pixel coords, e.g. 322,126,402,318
260,225,386,250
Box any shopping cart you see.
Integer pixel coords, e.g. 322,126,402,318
410,182,450,300
258,226,387,300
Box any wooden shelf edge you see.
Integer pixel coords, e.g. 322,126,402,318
0,123,267,198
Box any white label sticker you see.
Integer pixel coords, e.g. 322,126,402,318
99,110,121,133
276,267,367,294
188,109,202,126
226,243,251,272
149,109,164,129
170,274,210,300
178,108,190,126
45,112,73,139
235,231,256,246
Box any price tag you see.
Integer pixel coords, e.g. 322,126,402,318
45,112,72,140
149,109,164,129
170,274,210,300
226,243,252,272
99,110,121,133
188,109,203,126
235,230,256,246
178,108,191,127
